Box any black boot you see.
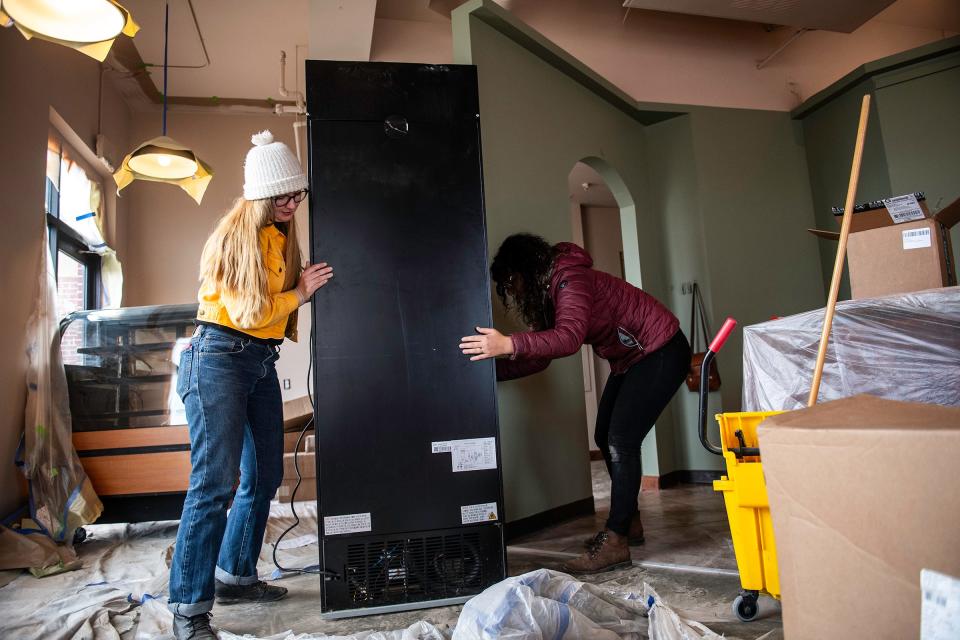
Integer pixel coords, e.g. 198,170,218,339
214,579,288,605
172,612,216,640
583,511,645,548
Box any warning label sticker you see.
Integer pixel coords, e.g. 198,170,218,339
323,512,372,536
431,437,498,472
884,194,925,224
461,502,498,524
902,227,932,250
451,438,497,472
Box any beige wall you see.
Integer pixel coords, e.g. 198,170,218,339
483,0,959,111
0,32,132,516
581,205,622,451
122,110,313,401
371,18,453,63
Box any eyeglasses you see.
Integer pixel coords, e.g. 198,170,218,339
496,274,516,298
274,190,308,207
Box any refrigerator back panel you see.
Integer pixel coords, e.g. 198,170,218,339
306,61,504,615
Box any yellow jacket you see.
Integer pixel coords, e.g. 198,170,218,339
196,224,300,341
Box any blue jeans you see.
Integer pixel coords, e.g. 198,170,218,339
168,324,284,616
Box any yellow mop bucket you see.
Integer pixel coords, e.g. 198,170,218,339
697,319,783,621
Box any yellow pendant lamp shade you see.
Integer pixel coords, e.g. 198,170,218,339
114,136,212,205
128,145,199,180
112,2,212,204
0,0,139,61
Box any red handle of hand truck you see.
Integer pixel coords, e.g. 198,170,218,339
708,317,737,353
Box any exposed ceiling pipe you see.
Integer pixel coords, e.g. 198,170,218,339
756,28,810,70
274,50,307,163
276,50,306,114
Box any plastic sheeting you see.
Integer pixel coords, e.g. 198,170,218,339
452,569,648,639
19,231,102,549
742,287,960,411
136,601,450,640
0,508,739,640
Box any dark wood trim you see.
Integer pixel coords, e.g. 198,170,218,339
659,469,723,489
641,475,660,491
73,425,190,450
504,496,595,542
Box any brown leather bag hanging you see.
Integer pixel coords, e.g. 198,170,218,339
686,283,722,392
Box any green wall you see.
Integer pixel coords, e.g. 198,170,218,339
796,38,960,298
645,109,825,473
458,9,667,521
454,0,826,519
875,55,960,271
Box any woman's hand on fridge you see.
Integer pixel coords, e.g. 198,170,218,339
460,327,514,361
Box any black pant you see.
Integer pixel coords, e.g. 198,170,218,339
594,330,691,535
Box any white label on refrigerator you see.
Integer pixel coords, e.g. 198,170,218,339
461,502,498,524
921,569,960,640
902,227,932,250
323,512,371,536
884,194,925,224
431,441,453,453
451,437,497,472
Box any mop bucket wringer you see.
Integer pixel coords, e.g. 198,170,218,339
698,318,783,622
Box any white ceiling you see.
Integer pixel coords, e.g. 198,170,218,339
116,0,958,105
121,0,450,102
376,0,449,23
123,0,309,101
622,0,898,33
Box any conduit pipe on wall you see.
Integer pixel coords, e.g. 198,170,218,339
275,50,307,162
756,28,810,70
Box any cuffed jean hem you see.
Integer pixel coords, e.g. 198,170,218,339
168,598,214,617
215,565,260,586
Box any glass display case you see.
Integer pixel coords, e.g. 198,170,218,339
61,303,198,522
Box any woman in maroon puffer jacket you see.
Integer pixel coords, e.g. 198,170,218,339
460,233,690,573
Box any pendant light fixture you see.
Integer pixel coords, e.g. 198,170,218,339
0,0,139,61
113,1,211,204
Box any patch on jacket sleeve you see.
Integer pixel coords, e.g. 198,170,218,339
617,327,642,350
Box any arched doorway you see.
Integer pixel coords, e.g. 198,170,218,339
567,157,641,465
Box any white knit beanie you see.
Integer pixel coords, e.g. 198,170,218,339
242,130,307,200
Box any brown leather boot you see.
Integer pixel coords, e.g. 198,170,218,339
583,513,645,548
562,529,632,574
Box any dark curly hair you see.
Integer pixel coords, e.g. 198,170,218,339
490,233,557,330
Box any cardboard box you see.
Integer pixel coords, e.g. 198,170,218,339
810,194,959,299
282,451,316,479
282,395,314,432
284,428,314,454
758,396,960,640
277,479,317,502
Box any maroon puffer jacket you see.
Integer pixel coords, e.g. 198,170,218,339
496,243,679,381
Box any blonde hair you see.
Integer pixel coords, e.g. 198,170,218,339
199,197,302,328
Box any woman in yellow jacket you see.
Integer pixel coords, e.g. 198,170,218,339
168,131,331,640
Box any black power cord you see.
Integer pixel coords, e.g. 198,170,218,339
272,323,339,580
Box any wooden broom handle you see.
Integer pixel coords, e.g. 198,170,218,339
808,94,871,407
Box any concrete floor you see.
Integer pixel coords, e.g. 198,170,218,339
208,462,782,638
0,462,783,638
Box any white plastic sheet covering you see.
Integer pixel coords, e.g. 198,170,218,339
19,232,102,549
0,505,734,640
742,287,960,411
452,569,649,639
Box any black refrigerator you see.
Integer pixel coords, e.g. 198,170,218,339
305,61,506,618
